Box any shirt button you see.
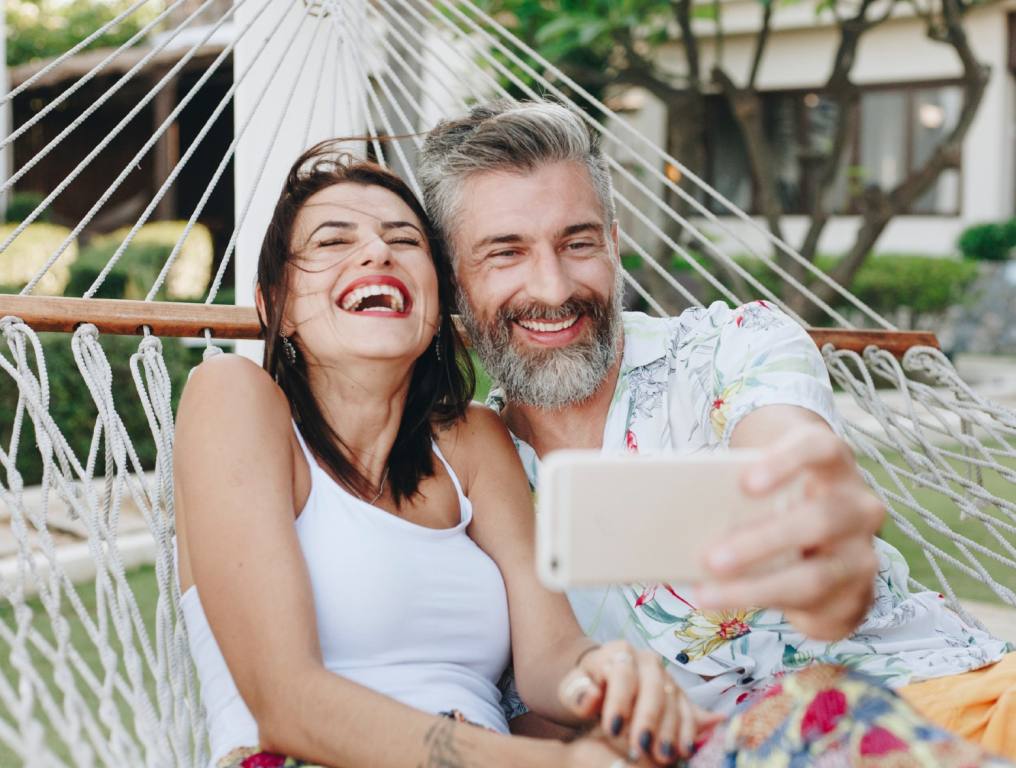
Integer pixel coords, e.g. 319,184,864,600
676,652,690,664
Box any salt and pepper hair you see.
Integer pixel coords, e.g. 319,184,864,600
417,99,617,260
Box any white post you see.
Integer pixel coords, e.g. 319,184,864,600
232,0,366,360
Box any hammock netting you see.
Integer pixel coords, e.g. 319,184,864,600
0,0,1013,764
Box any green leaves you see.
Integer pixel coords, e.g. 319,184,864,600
7,0,161,67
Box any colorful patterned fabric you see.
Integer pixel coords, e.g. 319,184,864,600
217,748,324,768
489,303,1011,719
217,666,1014,767
690,664,1014,767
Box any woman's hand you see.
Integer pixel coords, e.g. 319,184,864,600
557,641,724,764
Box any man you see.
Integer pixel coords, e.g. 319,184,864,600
416,99,1014,759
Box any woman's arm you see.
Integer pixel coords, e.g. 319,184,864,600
443,405,715,764
174,356,570,768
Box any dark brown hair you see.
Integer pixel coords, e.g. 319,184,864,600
257,139,475,506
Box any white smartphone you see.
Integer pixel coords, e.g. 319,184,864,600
536,449,795,590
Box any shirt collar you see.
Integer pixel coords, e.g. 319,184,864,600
618,311,673,372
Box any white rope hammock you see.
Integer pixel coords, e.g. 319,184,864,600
0,0,1012,765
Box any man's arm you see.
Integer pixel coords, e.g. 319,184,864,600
697,404,885,641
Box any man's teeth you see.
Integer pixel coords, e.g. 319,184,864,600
340,283,406,312
516,316,578,333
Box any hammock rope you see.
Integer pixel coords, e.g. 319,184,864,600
0,0,1012,765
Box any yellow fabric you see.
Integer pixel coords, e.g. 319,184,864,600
900,651,1016,760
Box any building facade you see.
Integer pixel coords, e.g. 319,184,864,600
613,0,1015,257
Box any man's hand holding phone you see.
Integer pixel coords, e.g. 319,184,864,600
537,421,885,641
697,421,885,640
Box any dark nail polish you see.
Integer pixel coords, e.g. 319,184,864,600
639,729,653,754
661,741,675,758
610,714,624,737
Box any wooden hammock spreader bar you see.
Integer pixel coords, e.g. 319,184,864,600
0,295,940,355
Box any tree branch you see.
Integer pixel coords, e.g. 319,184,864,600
712,65,787,251
669,0,701,88
747,1,774,90
792,1,872,292
808,0,989,319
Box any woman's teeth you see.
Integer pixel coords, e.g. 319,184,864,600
340,284,406,313
516,316,578,333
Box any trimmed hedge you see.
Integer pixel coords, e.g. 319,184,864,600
91,222,215,300
842,253,979,317
958,219,1016,262
5,192,50,224
65,240,173,300
0,223,78,295
0,333,200,487
626,252,979,320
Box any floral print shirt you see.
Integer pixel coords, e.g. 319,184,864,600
489,302,1011,717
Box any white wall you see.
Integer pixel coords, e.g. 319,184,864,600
232,0,366,360
618,0,1014,257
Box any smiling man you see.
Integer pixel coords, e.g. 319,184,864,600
416,99,1015,761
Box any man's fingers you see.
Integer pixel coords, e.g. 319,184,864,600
697,538,876,616
705,494,876,577
742,423,849,495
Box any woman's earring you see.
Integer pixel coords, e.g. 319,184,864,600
280,332,297,365
434,325,442,362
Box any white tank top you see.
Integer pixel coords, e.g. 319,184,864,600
180,425,512,766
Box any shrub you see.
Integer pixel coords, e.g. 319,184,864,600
685,252,977,319
0,223,78,295
94,222,214,300
65,240,173,300
5,191,51,224
0,333,200,487
957,220,1016,262
843,254,979,317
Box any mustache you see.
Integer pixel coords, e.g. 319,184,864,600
500,296,610,324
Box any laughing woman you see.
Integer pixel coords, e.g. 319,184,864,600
173,142,719,768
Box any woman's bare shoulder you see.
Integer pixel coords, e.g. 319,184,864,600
177,353,291,442
435,402,516,490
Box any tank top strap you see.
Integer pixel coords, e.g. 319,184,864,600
431,441,472,525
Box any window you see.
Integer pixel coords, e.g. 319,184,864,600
701,81,963,216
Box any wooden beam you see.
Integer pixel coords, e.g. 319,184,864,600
807,328,939,356
9,44,226,90
0,295,261,339
0,295,940,355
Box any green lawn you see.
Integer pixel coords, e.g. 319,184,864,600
0,566,161,765
860,446,1016,606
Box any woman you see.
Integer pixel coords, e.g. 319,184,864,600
173,141,719,768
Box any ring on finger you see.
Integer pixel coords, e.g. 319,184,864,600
562,674,595,701
609,760,628,768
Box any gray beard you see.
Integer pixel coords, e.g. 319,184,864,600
457,280,624,411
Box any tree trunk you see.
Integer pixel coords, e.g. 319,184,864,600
803,0,988,323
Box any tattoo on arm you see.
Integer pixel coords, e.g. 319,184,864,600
417,719,476,768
